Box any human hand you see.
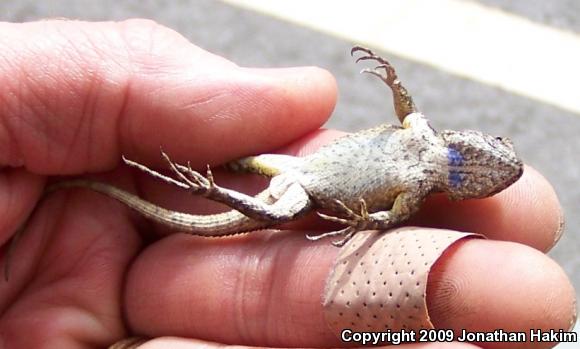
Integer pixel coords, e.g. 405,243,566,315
0,20,574,349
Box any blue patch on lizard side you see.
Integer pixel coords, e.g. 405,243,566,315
448,171,463,188
447,147,464,188
447,147,463,167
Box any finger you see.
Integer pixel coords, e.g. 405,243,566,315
284,130,562,252
0,183,142,347
427,239,576,348
127,128,561,253
275,130,562,251
0,20,336,173
0,168,44,246
124,230,575,348
412,165,562,252
135,336,481,349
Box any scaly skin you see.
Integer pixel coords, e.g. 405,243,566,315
5,46,524,280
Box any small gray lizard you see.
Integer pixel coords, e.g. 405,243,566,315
6,46,523,278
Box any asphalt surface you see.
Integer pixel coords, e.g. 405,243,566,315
1,0,579,344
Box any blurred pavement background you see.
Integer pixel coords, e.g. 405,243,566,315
1,0,578,346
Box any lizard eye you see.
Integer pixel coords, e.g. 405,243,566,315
495,136,503,141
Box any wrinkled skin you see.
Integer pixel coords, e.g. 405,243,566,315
0,20,573,349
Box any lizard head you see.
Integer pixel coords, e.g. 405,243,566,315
440,130,523,200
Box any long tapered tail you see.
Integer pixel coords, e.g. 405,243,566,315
4,180,271,282
48,180,272,236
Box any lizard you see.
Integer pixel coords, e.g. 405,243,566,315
5,46,523,279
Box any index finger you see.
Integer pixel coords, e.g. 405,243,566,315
413,165,563,252
278,129,563,252
0,19,336,174
124,229,574,348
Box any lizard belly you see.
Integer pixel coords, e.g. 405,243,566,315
296,157,408,212
295,125,422,213
302,172,403,212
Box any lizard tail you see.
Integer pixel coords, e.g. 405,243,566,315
48,180,272,237
3,180,270,281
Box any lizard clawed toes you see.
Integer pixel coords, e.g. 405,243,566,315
306,229,345,241
160,150,217,196
317,212,349,225
350,45,374,57
360,64,397,87
122,154,190,190
358,198,370,219
306,226,357,247
309,199,373,247
306,226,356,247
178,165,217,196
331,228,357,247
352,47,399,87
316,199,373,239
320,198,371,224
351,46,389,65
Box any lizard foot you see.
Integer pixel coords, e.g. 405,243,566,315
122,150,218,196
351,46,399,88
306,226,357,247
160,150,217,197
308,199,373,246
317,198,371,228
351,45,417,123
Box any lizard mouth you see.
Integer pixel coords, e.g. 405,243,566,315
486,160,524,198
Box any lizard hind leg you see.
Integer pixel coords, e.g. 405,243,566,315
125,151,313,223
351,45,417,123
307,198,370,247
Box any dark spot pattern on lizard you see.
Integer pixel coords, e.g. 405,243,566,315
4,46,525,280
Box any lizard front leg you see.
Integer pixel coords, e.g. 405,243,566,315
351,46,436,136
309,192,424,246
124,151,312,222
351,46,417,123
225,154,302,176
